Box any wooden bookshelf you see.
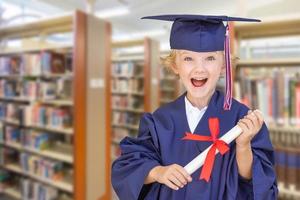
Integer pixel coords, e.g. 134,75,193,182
233,17,300,199
158,51,181,106
106,38,159,200
0,11,111,200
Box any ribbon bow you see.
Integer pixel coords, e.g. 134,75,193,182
182,118,229,182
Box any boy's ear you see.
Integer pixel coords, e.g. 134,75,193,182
171,64,179,74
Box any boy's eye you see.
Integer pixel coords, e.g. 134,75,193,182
184,56,193,61
206,56,216,61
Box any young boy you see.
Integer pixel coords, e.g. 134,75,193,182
112,15,278,200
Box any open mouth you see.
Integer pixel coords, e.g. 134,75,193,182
191,78,208,87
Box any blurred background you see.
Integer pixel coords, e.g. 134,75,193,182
0,0,298,200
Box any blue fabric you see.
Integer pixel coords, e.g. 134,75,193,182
142,14,260,52
111,90,278,200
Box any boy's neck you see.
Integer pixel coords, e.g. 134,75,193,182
186,90,215,110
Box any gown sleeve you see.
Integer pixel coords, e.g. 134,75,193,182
226,106,278,200
111,113,162,200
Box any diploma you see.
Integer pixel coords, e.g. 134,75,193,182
184,125,242,175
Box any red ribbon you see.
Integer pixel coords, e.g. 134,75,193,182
182,118,229,182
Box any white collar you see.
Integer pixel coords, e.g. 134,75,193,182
184,96,208,113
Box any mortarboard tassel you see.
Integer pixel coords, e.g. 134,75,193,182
223,23,232,110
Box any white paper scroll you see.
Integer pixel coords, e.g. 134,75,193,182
184,125,243,175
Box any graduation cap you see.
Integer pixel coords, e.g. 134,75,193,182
142,14,261,110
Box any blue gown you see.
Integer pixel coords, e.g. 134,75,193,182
111,90,278,200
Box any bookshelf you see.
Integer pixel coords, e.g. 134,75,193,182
106,38,159,200
158,50,181,106
234,17,300,199
0,11,111,200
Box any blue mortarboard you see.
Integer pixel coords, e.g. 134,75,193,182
142,14,261,110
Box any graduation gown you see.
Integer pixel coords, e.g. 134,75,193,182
111,90,278,200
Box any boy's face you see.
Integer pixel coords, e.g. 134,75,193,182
173,50,225,100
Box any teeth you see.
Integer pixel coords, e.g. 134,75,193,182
192,78,206,81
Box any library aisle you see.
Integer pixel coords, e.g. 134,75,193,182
0,0,299,200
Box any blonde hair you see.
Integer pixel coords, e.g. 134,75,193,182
160,49,177,74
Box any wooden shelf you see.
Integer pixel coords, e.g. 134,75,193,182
237,58,300,66
234,17,300,38
0,44,73,56
111,91,144,96
268,126,300,134
29,124,74,135
0,119,73,135
1,141,73,164
2,187,21,199
1,164,73,193
112,74,144,79
278,185,300,198
112,106,144,113
38,99,74,106
0,73,73,79
112,123,139,131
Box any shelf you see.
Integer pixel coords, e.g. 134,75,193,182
1,164,73,193
0,96,73,106
29,124,73,135
237,58,300,66
38,99,74,106
2,187,21,199
112,106,144,113
112,74,144,79
234,16,300,38
0,44,73,56
112,55,144,62
0,118,20,126
112,123,139,130
0,73,73,79
278,185,300,198
163,76,177,81
111,91,144,96
1,141,73,164
268,126,300,134
161,87,175,92
0,119,73,135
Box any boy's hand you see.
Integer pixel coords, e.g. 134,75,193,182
236,109,264,148
149,164,192,190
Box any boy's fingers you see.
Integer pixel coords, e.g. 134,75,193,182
169,174,184,188
174,165,192,182
165,179,179,190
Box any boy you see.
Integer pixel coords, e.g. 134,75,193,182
112,15,278,200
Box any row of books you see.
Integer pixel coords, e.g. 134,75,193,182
0,169,72,200
112,111,140,127
235,67,300,126
0,52,71,76
269,130,300,191
112,62,143,77
112,79,144,93
0,79,72,100
112,128,131,144
0,103,73,129
112,96,144,109
159,67,179,106
3,126,52,150
20,152,64,181
239,37,300,60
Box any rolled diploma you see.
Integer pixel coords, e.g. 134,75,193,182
184,125,243,175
